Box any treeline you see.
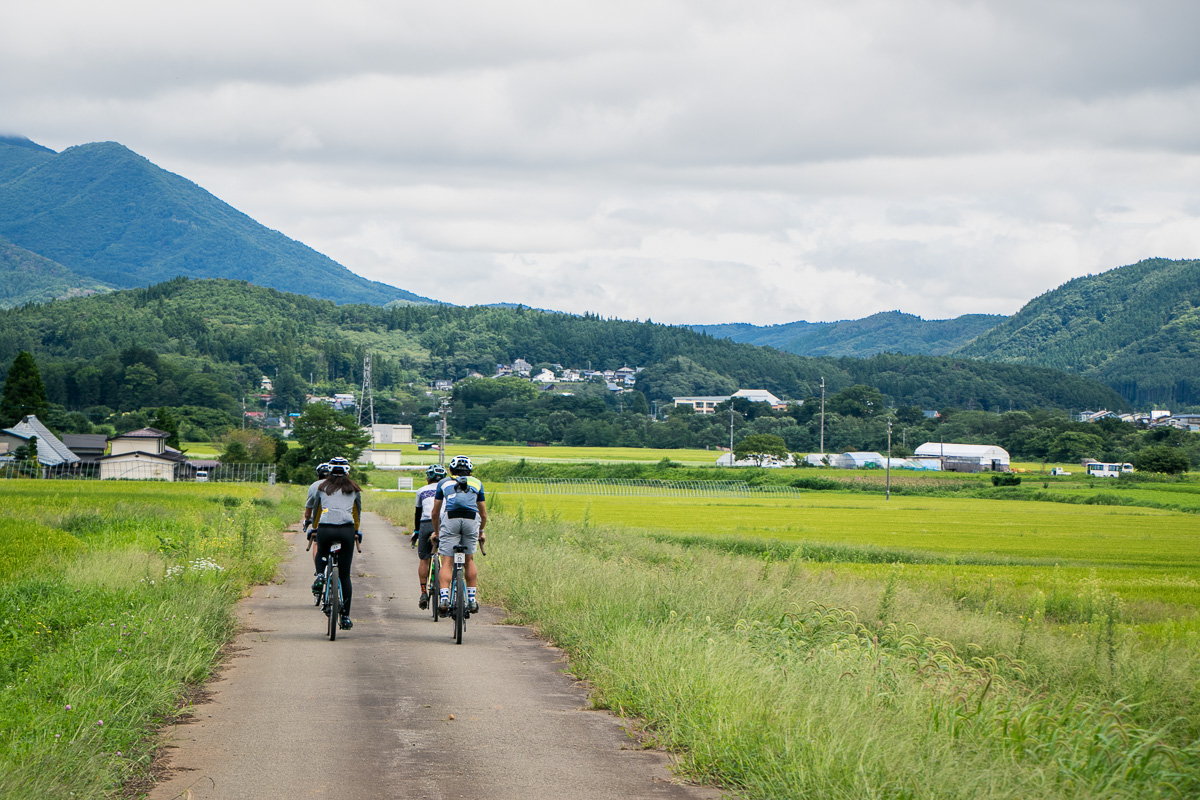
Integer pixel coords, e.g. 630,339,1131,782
0,277,1132,443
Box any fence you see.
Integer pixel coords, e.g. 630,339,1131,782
506,477,806,498
0,462,275,483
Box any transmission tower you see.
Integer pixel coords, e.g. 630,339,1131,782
357,354,375,427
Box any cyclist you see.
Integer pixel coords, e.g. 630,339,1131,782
303,462,331,591
306,457,362,630
413,464,446,609
430,455,487,614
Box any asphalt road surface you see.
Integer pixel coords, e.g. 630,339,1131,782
148,512,723,800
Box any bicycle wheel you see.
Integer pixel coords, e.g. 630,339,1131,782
328,569,341,641
430,557,440,622
453,569,465,645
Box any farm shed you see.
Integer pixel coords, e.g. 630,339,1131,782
913,442,1010,471
830,452,886,469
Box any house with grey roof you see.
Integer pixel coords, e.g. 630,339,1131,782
0,415,80,471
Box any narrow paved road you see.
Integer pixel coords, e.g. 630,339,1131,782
149,512,723,800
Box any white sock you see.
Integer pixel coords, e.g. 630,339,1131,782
467,588,477,601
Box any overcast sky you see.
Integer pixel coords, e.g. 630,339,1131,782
5,1,1200,325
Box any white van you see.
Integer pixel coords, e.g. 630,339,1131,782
1085,462,1132,478
195,470,209,482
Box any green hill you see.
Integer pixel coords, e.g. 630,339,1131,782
0,138,436,307
694,311,1004,357
0,235,114,309
0,277,1126,419
956,258,1200,406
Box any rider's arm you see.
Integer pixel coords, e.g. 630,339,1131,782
430,498,443,537
477,499,487,541
353,493,362,540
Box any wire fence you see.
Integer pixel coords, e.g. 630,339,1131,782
506,477,806,498
0,462,276,483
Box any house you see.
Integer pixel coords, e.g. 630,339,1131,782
512,358,533,377
332,393,356,411
100,427,186,481
62,434,109,465
673,395,732,414
0,415,81,471
433,380,453,392
913,442,1010,472
260,376,274,391
367,424,413,445
532,369,556,383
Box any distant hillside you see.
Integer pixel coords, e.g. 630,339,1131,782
0,235,113,309
0,277,1127,417
956,258,1200,407
693,311,1004,357
0,138,437,307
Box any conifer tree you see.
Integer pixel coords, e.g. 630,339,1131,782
0,351,49,428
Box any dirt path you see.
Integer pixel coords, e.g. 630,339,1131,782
148,512,723,800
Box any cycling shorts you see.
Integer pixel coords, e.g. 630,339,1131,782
437,517,479,557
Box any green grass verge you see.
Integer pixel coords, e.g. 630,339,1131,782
0,480,298,799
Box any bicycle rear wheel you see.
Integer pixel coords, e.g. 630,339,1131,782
453,570,465,645
430,557,440,622
328,569,341,641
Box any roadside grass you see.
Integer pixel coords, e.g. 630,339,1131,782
370,485,1200,798
479,507,1200,799
0,480,298,799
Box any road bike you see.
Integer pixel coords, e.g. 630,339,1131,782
447,544,468,644
426,544,441,622
308,532,358,640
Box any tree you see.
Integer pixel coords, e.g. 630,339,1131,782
0,351,49,428
153,407,183,451
218,429,277,463
734,433,789,466
291,402,370,467
1132,445,1190,475
828,384,885,418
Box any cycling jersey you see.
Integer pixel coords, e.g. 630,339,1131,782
415,483,438,522
435,475,485,519
308,486,361,528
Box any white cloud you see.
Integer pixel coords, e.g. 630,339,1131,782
3,0,1200,324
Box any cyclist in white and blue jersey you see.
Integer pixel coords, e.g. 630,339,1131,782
430,455,487,614
413,464,446,609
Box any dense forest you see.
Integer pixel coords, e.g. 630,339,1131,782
0,278,1134,450
693,310,1004,357
959,258,1200,406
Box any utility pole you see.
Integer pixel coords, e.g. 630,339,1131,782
819,377,826,456
437,396,451,466
241,397,246,429
729,404,735,465
886,419,893,501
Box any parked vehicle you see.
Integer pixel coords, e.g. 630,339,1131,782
1085,462,1133,478
195,470,209,482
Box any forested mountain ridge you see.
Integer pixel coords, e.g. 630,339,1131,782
0,277,1126,427
0,137,436,307
1,235,113,308
693,311,1004,357
956,258,1200,406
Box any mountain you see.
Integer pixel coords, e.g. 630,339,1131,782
0,138,437,307
956,258,1200,407
693,311,1004,357
0,235,114,309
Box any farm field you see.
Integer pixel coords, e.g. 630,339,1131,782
0,480,295,800
363,442,725,465
372,476,1200,799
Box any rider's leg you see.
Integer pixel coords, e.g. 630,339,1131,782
465,555,477,588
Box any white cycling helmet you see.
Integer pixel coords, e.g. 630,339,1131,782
448,455,473,473
328,456,351,476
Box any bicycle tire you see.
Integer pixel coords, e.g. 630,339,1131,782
453,569,465,645
430,557,440,622
328,568,341,641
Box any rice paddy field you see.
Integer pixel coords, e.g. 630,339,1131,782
372,469,1200,798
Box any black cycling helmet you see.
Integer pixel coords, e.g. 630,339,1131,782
426,464,447,479
328,456,351,476
315,462,331,478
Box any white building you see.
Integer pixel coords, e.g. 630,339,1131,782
913,442,1010,472
368,424,413,445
